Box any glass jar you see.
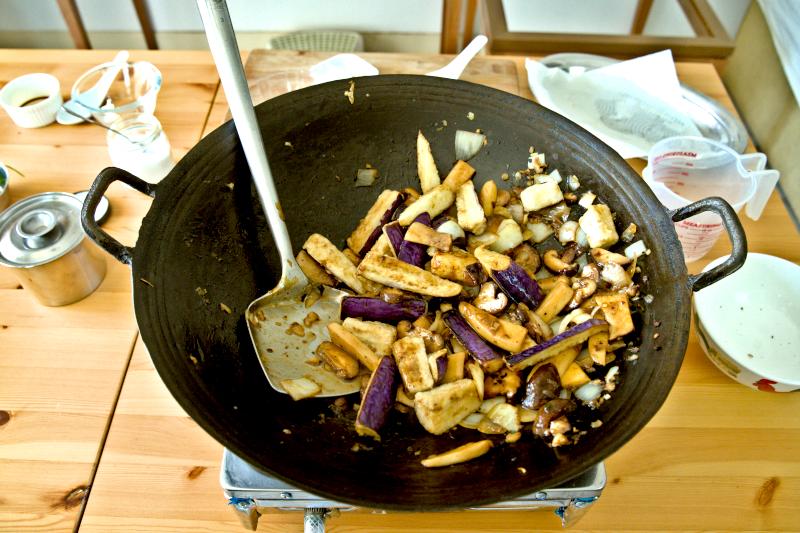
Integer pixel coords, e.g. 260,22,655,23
106,113,174,184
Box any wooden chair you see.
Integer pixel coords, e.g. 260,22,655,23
441,0,734,60
56,0,158,50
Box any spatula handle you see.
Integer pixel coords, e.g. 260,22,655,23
196,0,294,265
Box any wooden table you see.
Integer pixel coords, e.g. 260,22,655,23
1,49,798,533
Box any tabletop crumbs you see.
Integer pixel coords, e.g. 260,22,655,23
284,141,293,148
225,182,234,191
591,420,603,429
219,303,232,314
467,111,475,120
517,467,527,475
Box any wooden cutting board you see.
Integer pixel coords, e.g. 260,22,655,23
241,49,522,108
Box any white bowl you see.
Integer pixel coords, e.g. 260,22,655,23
0,73,62,128
693,253,800,392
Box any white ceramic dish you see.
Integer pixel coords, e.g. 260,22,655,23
693,253,800,392
0,73,62,128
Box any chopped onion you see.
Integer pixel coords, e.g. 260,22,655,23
459,412,485,429
574,380,604,402
576,227,589,248
578,191,596,208
558,220,579,244
455,130,486,161
557,308,592,334
436,220,465,241
355,168,379,187
526,221,554,243
567,174,581,191
624,240,647,259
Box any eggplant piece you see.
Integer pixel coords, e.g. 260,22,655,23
443,351,467,383
404,221,452,251
429,249,483,287
443,311,503,370
417,130,441,193
441,160,476,191
397,213,432,267
315,341,360,379
346,190,404,256
382,221,406,256
506,319,609,371
342,317,397,357
474,247,545,309
595,293,634,339
327,323,382,371
533,398,576,437
420,440,492,468
578,204,619,249
355,356,400,441
397,185,455,226
428,349,449,386
357,253,462,297
303,234,379,295
561,362,591,389
414,379,481,435
483,367,521,399
392,336,434,394
456,181,487,234
521,363,560,410
458,301,529,353
520,181,564,212
534,279,575,322
466,360,485,400
368,233,394,257
295,250,337,286
341,296,426,323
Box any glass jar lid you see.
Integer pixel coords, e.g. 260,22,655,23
0,192,85,267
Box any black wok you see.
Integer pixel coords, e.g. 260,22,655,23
82,75,745,510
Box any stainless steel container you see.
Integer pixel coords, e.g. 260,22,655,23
0,163,10,212
0,192,106,306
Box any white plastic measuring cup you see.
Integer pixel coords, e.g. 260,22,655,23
643,136,779,262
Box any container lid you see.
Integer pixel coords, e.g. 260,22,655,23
0,192,84,268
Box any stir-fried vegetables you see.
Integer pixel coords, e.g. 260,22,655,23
286,130,647,467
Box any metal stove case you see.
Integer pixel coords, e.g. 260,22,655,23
221,449,606,531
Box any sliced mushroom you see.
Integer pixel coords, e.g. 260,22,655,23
517,302,553,342
511,243,540,276
600,262,633,289
543,249,578,276
580,262,600,282
568,278,597,310
590,247,631,266
473,282,509,314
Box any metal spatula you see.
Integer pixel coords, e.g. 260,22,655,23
197,0,359,397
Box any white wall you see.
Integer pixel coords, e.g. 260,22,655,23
0,0,443,33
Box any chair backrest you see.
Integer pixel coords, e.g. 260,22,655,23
267,31,364,53
442,0,734,60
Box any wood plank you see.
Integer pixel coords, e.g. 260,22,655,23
630,0,654,34
0,49,218,533
440,0,463,54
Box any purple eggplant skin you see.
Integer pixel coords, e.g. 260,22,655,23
533,398,576,437
433,352,448,385
491,261,545,309
383,221,406,256
506,319,609,370
341,296,427,323
443,311,503,366
397,213,432,267
521,363,560,410
355,356,400,441
357,193,406,256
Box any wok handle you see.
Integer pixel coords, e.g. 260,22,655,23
670,197,747,292
81,167,156,265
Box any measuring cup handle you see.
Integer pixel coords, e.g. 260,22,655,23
670,197,748,292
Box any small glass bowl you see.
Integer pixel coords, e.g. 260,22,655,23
71,61,162,126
